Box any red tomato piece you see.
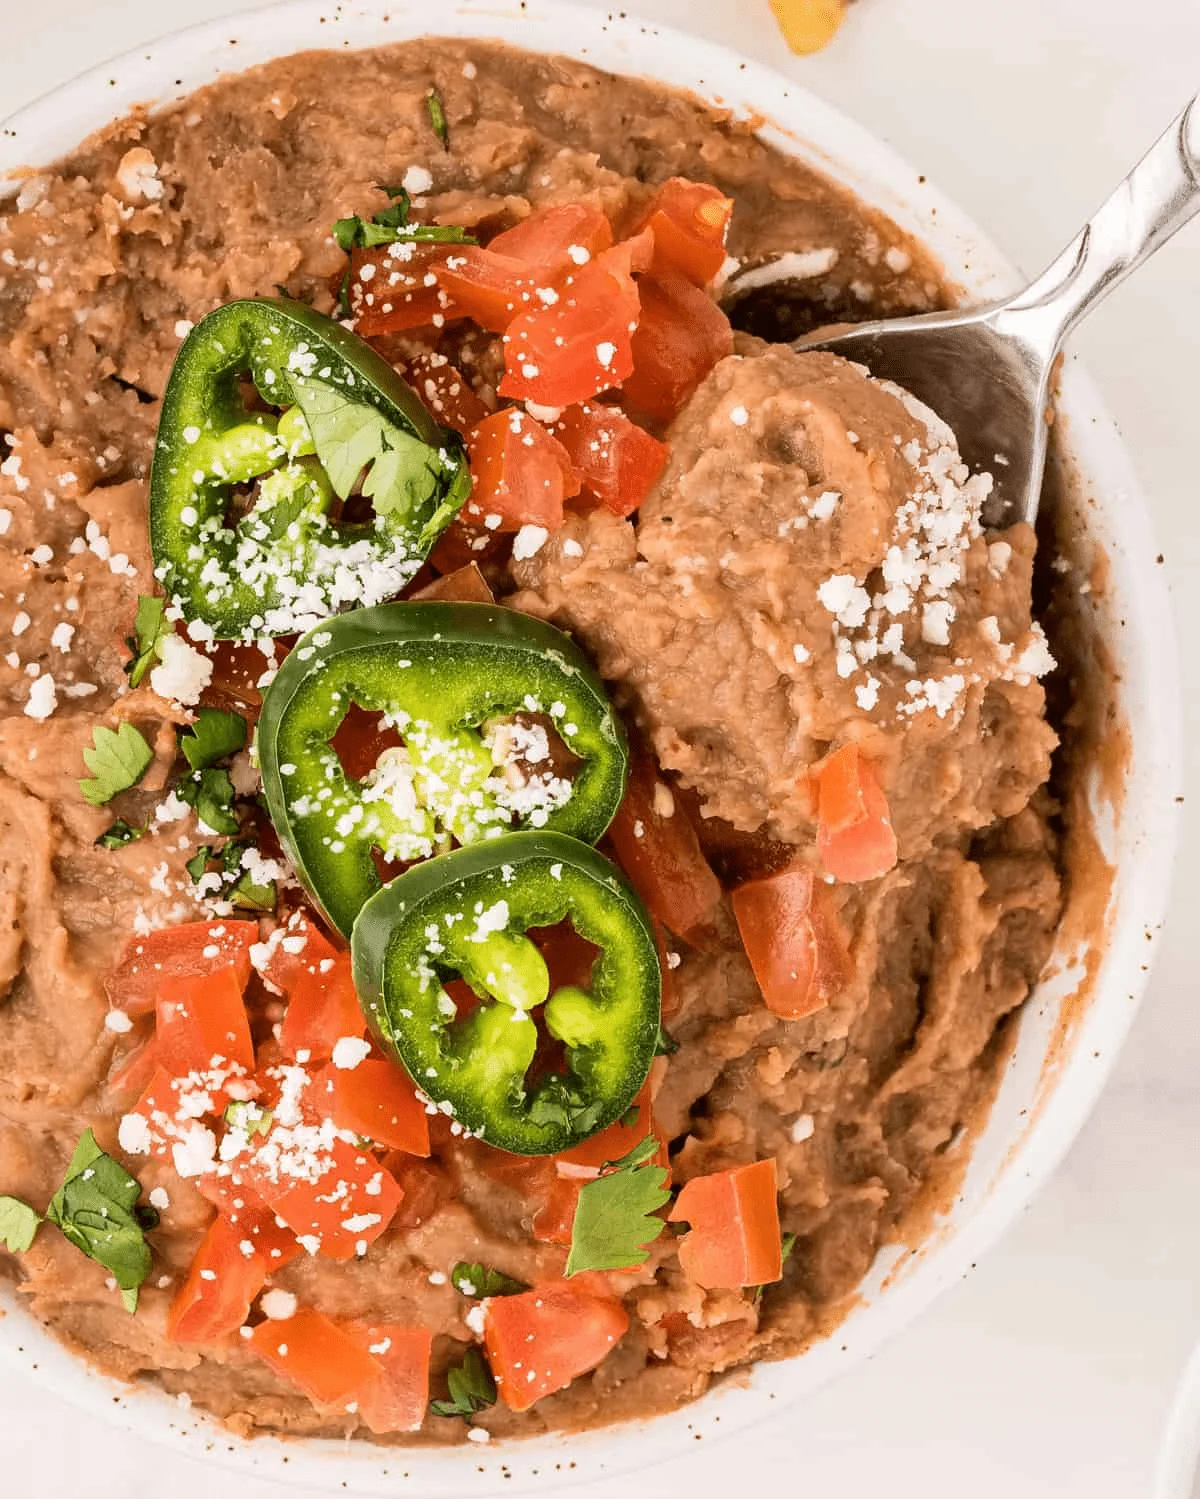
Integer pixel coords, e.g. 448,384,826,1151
427,517,504,574
240,1139,403,1261
201,638,272,717
330,702,405,784
311,1057,431,1157
155,965,255,1081
669,1159,782,1289
105,921,259,1017
731,866,851,1020
399,350,490,433
344,1323,433,1434
349,244,463,337
484,1281,629,1412
410,561,496,605
127,1066,181,1162
108,1035,160,1098
553,403,668,516
278,950,366,1063
167,1208,300,1345
816,744,898,883
489,203,614,269
248,1306,385,1408
621,272,734,425
638,178,734,286
436,246,556,333
606,744,721,940
497,235,652,408
464,409,580,531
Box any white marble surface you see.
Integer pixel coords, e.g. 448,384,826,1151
1,0,1197,1493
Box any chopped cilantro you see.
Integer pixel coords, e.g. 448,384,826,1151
125,595,171,687
96,819,145,850
180,707,247,771
45,1129,152,1313
430,1346,496,1420
450,1261,529,1298
185,844,214,882
177,767,239,836
0,1195,41,1253
331,184,476,254
752,1231,797,1306
566,1135,671,1276
224,1100,274,1139
186,839,277,912
653,1023,679,1057
79,723,154,807
427,87,449,148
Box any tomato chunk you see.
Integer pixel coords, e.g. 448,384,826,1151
201,638,271,716
606,744,721,940
106,921,259,1017
638,178,733,286
553,403,668,516
249,1306,385,1408
669,1159,782,1289
484,1281,629,1411
498,235,652,407
279,951,366,1063
731,866,851,1019
435,246,551,333
399,350,490,433
349,244,462,336
260,911,367,1063
156,965,255,1080
464,409,580,531
345,1323,433,1434
311,1057,431,1157
489,203,614,269
411,561,496,605
167,1209,299,1345
240,1139,403,1261
108,1035,160,1098
816,744,898,882
622,272,734,425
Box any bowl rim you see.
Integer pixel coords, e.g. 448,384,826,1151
0,2,1183,1492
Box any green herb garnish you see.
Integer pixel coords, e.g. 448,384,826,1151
427,88,449,149
566,1135,671,1276
653,1024,679,1057
79,723,154,807
752,1231,796,1306
430,1346,497,1420
180,707,247,771
176,767,239,835
185,839,277,912
0,1196,41,1253
96,819,145,850
450,1261,529,1298
224,1100,274,1139
125,595,172,687
45,1129,152,1313
331,184,475,253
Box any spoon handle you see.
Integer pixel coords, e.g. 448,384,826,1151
998,93,1200,354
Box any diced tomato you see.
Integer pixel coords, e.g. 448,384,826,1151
279,950,366,1062
194,1168,277,1232
638,178,734,287
240,1139,403,1261
201,637,272,716
399,350,490,433
622,272,734,425
816,744,898,883
606,744,721,940
553,403,668,516
669,1159,782,1289
411,561,496,604
484,1281,629,1412
731,866,851,1020
128,1067,181,1162
155,965,255,1080
108,1035,160,1098
248,1306,385,1408
489,203,614,270
105,921,259,1018
384,1155,453,1232
436,246,557,334
349,244,463,337
533,921,599,992
427,517,504,574
311,1057,431,1157
653,921,682,1019
498,234,653,408
167,1208,300,1345
344,1323,433,1434
464,409,580,532
331,703,405,784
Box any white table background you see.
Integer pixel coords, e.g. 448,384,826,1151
2,0,1197,1493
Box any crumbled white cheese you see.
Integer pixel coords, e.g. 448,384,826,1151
150,632,214,707
331,1036,373,1071
24,674,57,720
512,525,549,561
261,1289,298,1321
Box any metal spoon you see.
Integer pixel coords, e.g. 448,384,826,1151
731,94,1200,528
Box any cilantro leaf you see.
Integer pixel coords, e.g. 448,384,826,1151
430,1346,496,1420
180,707,247,771
176,767,239,836
0,1195,41,1253
450,1261,529,1298
96,819,145,850
566,1136,671,1276
224,1100,274,1139
186,839,278,912
428,88,449,149
125,595,171,688
752,1231,796,1306
185,844,213,882
291,376,445,518
45,1129,152,1312
331,185,475,253
79,723,154,807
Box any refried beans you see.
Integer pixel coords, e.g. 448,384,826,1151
0,39,1072,1444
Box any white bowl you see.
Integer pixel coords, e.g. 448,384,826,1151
0,2,1183,1491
